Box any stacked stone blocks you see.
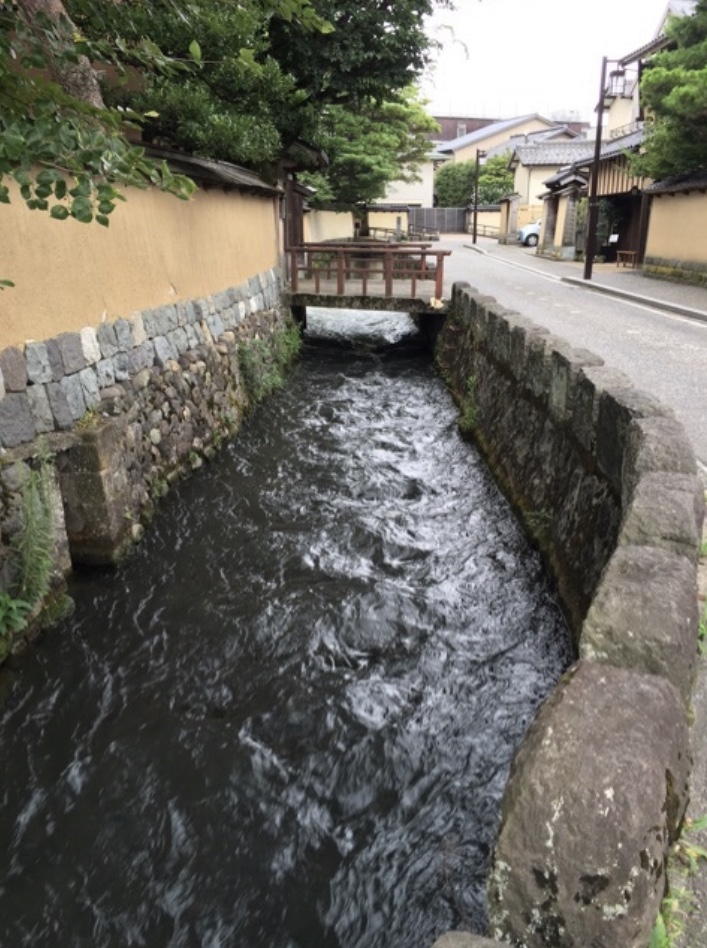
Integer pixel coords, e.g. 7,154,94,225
0,267,283,572
432,283,703,948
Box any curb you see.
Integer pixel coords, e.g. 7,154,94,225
562,276,707,325
462,243,707,326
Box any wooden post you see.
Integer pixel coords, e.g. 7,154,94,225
337,250,344,294
384,251,393,297
435,252,444,299
289,249,299,291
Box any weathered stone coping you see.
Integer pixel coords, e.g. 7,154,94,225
430,283,703,947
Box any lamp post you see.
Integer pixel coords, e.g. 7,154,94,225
472,149,487,244
583,57,626,280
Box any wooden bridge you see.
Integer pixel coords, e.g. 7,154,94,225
284,241,452,323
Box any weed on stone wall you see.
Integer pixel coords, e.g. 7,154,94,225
0,446,56,647
238,318,301,405
14,462,53,605
457,375,479,434
526,509,553,544
651,815,707,947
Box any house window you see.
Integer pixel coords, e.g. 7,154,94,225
456,122,467,137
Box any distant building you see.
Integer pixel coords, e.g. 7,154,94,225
431,116,500,142
378,116,584,212
531,0,700,268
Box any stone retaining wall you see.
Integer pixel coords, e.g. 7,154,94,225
0,268,288,654
431,283,704,947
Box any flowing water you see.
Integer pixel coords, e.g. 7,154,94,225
0,310,572,948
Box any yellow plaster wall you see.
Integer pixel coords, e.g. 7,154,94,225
303,210,354,243
513,165,557,206
470,209,501,236
517,204,544,229
606,97,636,136
646,192,707,264
368,209,410,234
0,182,280,350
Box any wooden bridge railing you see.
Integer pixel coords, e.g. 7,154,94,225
286,242,452,300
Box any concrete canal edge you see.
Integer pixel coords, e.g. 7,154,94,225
427,283,704,947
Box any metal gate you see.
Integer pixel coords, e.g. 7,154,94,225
409,207,467,236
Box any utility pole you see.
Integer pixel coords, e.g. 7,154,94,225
472,149,486,245
583,57,609,281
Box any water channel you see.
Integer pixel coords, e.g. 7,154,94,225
0,310,572,947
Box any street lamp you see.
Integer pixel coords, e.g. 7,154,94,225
583,57,625,280
472,149,487,245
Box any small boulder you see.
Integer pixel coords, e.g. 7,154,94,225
488,660,689,948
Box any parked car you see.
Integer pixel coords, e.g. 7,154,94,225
518,220,541,247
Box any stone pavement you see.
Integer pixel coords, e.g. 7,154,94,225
451,238,707,947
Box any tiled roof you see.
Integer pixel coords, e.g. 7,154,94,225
598,128,644,160
564,130,645,172
620,35,672,65
645,169,707,194
511,140,595,167
543,168,587,188
144,144,282,195
622,0,697,63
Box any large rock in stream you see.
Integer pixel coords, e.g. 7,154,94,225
487,660,690,947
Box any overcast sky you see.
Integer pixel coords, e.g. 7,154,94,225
420,0,672,124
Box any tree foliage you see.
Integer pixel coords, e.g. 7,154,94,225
0,0,198,228
637,0,707,179
65,0,321,173
434,160,475,207
1,0,446,224
300,88,439,207
268,0,448,107
434,154,514,207
67,0,444,200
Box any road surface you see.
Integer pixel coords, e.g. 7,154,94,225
441,236,707,474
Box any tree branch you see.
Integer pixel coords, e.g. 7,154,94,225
16,0,105,108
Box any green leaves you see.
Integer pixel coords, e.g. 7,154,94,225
434,153,514,208
649,913,668,948
637,1,707,178
0,592,32,637
435,161,477,208
0,0,197,236
1,131,25,162
268,0,438,107
273,0,332,31
300,88,438,207
0,0,442,232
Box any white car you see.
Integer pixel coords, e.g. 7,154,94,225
518,220,541,247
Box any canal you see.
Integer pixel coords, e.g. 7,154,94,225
0,310,572,947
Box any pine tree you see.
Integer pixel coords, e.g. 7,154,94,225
639,1,707,178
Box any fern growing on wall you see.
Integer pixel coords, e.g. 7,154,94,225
14,450,55,606
238,318,302,405
0,446,56,640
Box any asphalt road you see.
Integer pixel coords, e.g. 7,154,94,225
440,236,707,473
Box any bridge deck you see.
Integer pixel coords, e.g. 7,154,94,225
285,241,451,313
